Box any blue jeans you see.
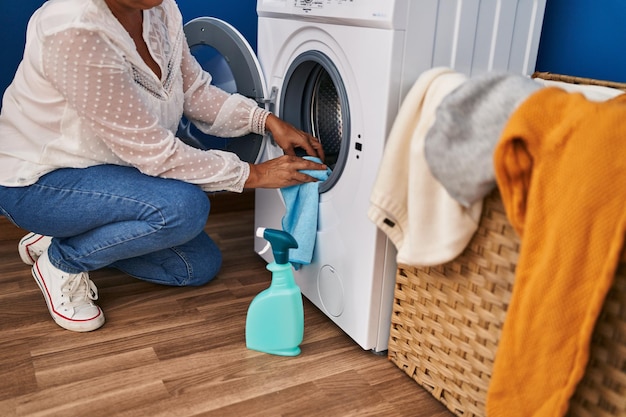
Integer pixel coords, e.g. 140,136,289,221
0,165,221,286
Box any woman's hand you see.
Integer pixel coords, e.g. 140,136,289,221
264,114,325,161
244,155,328,189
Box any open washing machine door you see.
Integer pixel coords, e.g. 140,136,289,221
177,17,268,163
254,48,354,260
279,51,351,193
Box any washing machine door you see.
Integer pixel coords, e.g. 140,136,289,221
177,17,267,163
280,51,351,193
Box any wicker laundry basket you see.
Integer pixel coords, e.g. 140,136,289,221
387,73,626,417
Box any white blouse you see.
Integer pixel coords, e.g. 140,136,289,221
0,0,269,192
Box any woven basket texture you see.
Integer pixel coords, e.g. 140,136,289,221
533,71,626,91
388,189,626,417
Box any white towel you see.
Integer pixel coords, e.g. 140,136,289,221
368,67,482,266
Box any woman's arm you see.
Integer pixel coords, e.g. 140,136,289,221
180,39,269,138
42,28,250,192
180,40,324,161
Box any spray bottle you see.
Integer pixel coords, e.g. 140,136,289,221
245,227,304,356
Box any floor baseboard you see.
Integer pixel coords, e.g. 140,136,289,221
208,189,255,214
0,217,26,242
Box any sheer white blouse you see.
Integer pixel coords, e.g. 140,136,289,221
0,0,269,192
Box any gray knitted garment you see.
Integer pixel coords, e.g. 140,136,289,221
424,72,541,207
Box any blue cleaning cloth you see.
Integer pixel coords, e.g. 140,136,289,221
280,156,332,269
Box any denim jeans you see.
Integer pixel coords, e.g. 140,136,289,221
0,165,221,286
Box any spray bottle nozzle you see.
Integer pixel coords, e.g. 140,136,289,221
256,227,298,265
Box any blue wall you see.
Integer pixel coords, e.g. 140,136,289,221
0,2,41,100
535,0,626,82
177,0,257,51
2,0,626,101
0,0,258,102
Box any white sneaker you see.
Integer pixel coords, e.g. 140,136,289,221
19,232,53,265
32,251,105,332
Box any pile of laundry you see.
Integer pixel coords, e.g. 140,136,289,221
369,67,626,417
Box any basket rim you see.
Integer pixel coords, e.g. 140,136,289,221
532,71,626,91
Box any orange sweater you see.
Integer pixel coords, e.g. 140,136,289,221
487,87,626,416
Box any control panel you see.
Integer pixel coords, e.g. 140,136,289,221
257,0,409,29
294,0,324,8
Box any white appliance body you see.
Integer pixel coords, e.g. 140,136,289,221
255,0,545,352
250,0,547,353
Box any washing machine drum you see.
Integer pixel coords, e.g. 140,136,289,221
281,51,350,193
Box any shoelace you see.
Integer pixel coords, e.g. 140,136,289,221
31,246,47,258
60,272,99,308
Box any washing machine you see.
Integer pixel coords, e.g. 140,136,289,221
180,0,547,353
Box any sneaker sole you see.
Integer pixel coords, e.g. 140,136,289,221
31,264,105,332
19,232,46,265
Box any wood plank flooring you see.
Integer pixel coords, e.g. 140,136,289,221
0,192,451,417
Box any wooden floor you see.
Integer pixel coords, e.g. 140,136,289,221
0,193,451,417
